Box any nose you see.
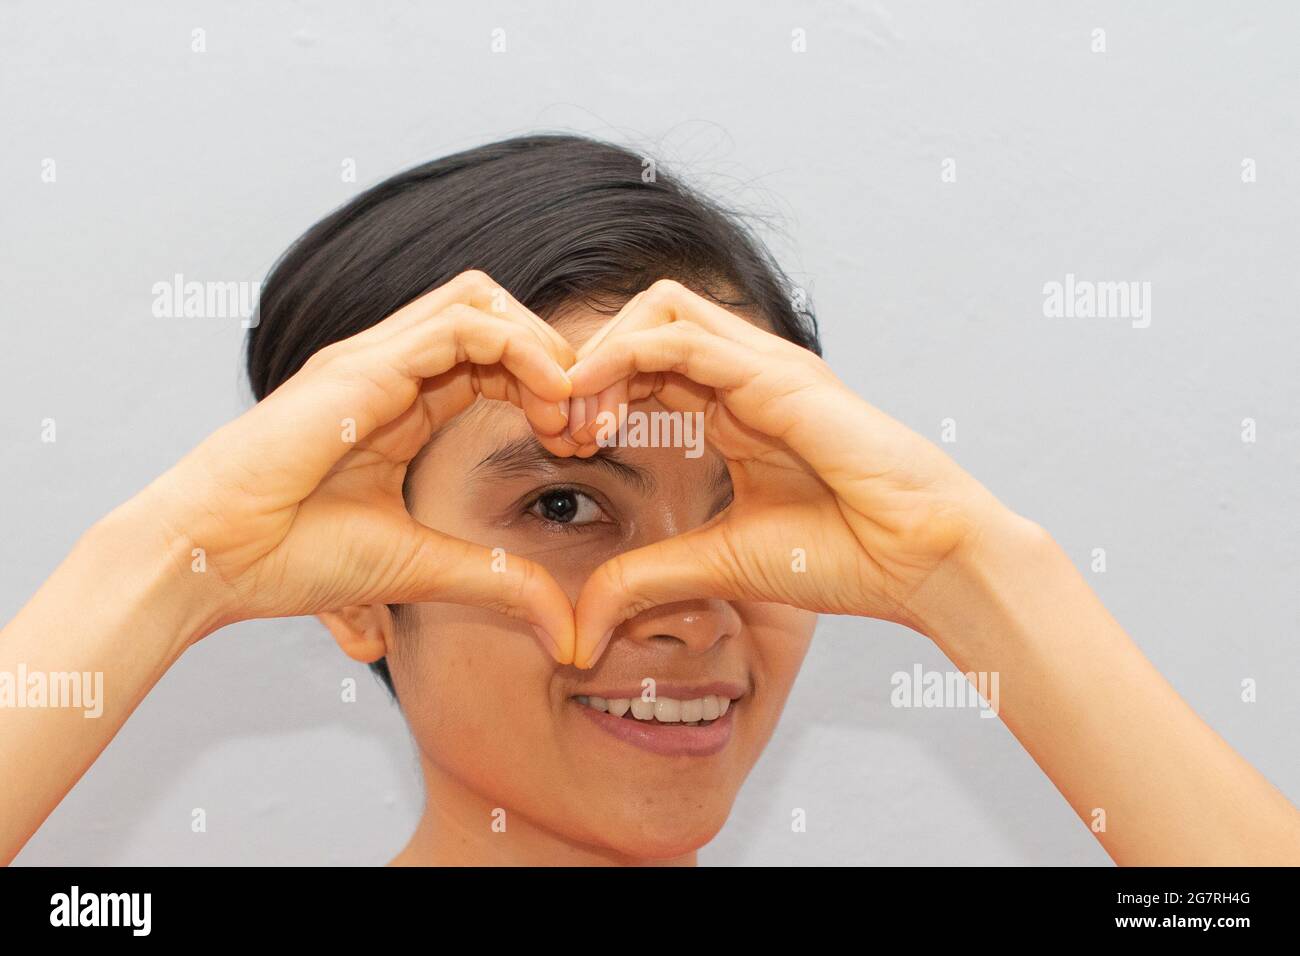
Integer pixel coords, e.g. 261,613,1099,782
612,598,741,657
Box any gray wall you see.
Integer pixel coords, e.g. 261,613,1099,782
3,0,1296,865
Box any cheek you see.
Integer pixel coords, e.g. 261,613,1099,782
750,608,817,708
388,602,560,792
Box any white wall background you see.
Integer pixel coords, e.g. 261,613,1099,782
3,0,1297,865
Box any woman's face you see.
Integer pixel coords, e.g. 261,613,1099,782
390,311,816,862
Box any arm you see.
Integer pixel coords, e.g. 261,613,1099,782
0,497,217,864
912,510,1300,865
562,278,1300,865
0,271,577,864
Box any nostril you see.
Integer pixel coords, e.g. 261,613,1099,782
615,599,741,653
648,634,688,647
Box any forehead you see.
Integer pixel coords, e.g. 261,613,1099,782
549,308,612,349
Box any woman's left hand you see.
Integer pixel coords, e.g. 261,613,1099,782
561,280,1011,667
564,284,1300,870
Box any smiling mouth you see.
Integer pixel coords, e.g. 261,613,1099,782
573,693,733,726
569,688,743,757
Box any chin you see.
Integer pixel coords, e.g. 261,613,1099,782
600,800,735,862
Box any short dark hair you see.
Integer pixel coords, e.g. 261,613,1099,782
245,133,820,700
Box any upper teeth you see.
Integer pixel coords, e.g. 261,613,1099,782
575,694,732,723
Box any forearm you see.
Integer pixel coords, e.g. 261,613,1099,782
909,510,1300,865
0,497,218,864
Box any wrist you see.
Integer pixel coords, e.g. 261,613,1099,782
82,491,233,655
902,504,1060,661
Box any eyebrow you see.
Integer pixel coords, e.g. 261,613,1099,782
469,436,731,497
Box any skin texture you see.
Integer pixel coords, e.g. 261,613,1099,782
0,272,1297,865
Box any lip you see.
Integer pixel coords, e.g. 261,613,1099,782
572,698,737,756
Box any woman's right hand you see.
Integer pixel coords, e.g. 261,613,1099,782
133,270,578,661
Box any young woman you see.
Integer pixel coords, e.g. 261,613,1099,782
2,135,1297,866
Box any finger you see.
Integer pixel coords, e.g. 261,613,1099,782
455,272,575,366
653,371,713,414
347,271,576,439
463,285,574,437
565,394,591,443
566,325,738,452
571,380,627,446
516,307,576,368
579,280,777,359
537,427,585,459
565,279,795,433
519,382,570,438
562,293,649,446
566,322,758,399
447,274,577,435
420,362,575,463
571,289,648,364
359,270,564,355
230,306,570,499
565,322,829,458
571,319,922,509
384,305,571,401
563,394,611,455
573,527,755,668
387,521,576,665
380,304,571,444
417,363,579,460
455,338,569,442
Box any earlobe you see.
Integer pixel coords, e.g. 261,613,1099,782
317,605,393,664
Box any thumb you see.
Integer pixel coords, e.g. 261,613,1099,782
388,522,576,664
573,525,750,668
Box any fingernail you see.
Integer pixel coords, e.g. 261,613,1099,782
554,401,569,423
532,625,562,662
584,628,614,669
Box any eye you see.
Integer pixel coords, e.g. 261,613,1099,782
527,488,606,527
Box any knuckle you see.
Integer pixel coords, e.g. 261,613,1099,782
443,301,475,322
407,532,452,593
455,269,494,296
600,555,642,614
301,340,344,373
503,558,539,613
442,302,484,338
647,278,685,303
547,333,576,366
672,320,703,342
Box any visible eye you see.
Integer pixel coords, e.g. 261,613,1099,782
527,488,607,527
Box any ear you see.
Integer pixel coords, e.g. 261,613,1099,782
317,605,394,664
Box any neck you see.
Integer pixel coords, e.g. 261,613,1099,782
388,758,698,867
